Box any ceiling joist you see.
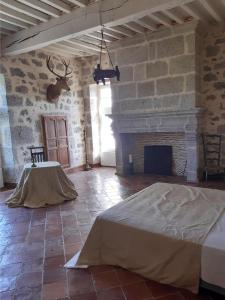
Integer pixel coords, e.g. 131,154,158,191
41,0,71,13
1,0,193,56
0,13,30,29
0,6,38,26
18,0,61,18
0,0,50,22
198,0,223,22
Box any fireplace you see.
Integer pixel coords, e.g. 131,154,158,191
109,109,204,182
144,145,172,175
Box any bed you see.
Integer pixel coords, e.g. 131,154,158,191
65,183,225,294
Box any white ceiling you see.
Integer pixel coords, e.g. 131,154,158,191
0,0,225,57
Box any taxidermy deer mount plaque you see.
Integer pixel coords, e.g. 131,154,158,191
46,56,72,102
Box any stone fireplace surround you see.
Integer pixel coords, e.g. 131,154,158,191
110,108,204,182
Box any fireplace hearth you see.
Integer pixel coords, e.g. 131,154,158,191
144,145,172,175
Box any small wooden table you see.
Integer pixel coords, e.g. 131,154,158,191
6,161,77,208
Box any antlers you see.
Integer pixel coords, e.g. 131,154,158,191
46,56,72,78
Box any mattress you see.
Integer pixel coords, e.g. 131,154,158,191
202,211,225,289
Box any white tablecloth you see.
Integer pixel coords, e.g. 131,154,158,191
6,161,78,208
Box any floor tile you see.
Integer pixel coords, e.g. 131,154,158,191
97,287,125,300
122,281,153,300
42,281,67,300
116,268,144,285
1,167,224,300
93,270,120,292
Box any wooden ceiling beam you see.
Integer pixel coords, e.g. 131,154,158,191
66,0,88,7
68,38,103,52
0,28,13,35
124,22,146,34
199,0,223,23
162,9,183,24
135,17,156,31
0,13,30,28
41,0,71,13
1,0,194,55
97,28,124,39
45,45,74,57
86,32,116,42
0,0,49,22
0,20,20,32
0,6,38,25
108,25,135,37
149,12,172,27
180,4,208,24
58,40,96,55
18,0,61,18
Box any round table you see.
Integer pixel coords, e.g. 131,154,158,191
6,161,78,208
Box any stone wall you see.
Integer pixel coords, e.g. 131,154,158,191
201,27,225,164
110,20,201,114
0,74,15,182
0,50,85,182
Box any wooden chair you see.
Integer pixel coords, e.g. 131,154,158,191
28,146,46,163
202,134,224,181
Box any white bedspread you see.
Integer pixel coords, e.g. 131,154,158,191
202,211,225,289
66,183,225,293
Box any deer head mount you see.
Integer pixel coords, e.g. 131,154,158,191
46,56,72,102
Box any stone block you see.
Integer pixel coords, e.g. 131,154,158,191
156,76,184,95
7,95,23,106
11,126,34,145
137,81,155,97
10,68,25,77
31,59,42,67
118,83,136,99
169,55,195,74
148,42,156,60
203,73,217,82
147,61,168,78
154,95,180,110
39,73,48,80
146,28,172,41
180,93,196,109
15,85,29,94
157,36,184,58
134,64,146,81
185,33,195,53
185,73,196,92
27,72,36,80
0,64,7,74
206,45,220,57
214,61,225,70
117,45,147,66
214,82,225,90
119,66,133,82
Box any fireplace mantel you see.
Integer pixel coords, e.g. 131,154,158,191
109,108,205,182
108,108,205,134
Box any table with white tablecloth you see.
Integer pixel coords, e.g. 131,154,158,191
6,161,78,208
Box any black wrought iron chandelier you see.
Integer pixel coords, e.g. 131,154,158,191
93,27,120,85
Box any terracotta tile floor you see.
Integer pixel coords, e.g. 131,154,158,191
0,167,225,300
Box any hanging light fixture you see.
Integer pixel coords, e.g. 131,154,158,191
93,26,120,85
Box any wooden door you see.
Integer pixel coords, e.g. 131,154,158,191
56,116,70,168
42,115,70,168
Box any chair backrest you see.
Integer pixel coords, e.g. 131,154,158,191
28,146,46,163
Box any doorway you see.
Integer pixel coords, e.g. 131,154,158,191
98,83,116,167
